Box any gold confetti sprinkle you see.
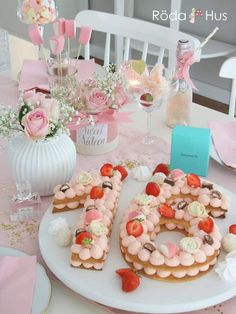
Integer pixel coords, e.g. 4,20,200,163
122,159,144,170
0,220,39,244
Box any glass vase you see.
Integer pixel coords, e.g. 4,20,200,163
17,0,58,25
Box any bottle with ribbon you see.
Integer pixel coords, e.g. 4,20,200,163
166,39,195,128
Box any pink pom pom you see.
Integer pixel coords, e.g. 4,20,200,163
78,26,92,45
169,169,185,181
50,35,65,55
65,20,76,38
28,25,43,46
127,210,143,221
53,18,66,36
160,242,179,259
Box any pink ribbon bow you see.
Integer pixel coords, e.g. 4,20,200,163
96,109,133,124
176,51,197,90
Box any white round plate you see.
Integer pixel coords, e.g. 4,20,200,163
211,142,236,172
0,246,51,314
39,180,236,313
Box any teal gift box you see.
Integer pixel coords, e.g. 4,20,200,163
170,125,211,177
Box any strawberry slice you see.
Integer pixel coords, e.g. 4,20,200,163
116,268,140,292
229,224,236,234
100,163,114,177
145,182,160,196
198,217,214,234
186,173,201,188
90,186,104,199
152,163,170,176
126,219,144,237
158,203,175,218
114,165,128,181
75,231,93,246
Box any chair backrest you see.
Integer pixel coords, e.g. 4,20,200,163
219,57,236,117
75,10,201,71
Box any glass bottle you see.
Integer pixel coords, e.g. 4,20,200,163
9,181,42,222
166,39,193,128
0,29,11,75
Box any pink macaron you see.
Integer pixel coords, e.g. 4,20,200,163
85,209,103,225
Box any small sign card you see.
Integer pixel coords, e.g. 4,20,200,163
77,124,108,147
170,125,211,176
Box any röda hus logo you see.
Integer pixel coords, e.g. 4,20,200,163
152,8,228,23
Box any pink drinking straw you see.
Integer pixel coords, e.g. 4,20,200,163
65,19,76,60
28,24,43,45
77,26,92,59
53,18,66,36
28,24,46,62
50,35,65,78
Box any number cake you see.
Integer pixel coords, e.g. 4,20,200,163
69,163,128,270
120,169,230,281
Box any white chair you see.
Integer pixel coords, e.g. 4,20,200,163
219,57,236,117
75,10,201,71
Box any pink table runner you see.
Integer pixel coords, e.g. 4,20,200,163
18,59,96,92
0,76,236,314
0,255,36,314
210,121,236,169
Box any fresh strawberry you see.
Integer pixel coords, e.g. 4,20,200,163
75,231,93,246
152,163,170,176
140,93,153,102
158,203,175,218
186,173,201,188
198,217,214,234
145,182,160,197
229,224,236,234
100,163,114,177
116,268,131,276
126,219,144,237
90,186,104,199
116,268,140,292
114,165,128,181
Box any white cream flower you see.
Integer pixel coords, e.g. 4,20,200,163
187,201,207,217
180,237,201,254
77,172,93,186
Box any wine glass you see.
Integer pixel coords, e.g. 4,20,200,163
138,66,178,146
17,0,58,59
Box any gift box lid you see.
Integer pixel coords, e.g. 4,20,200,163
170,125,211,177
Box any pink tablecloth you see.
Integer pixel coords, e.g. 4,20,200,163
0,76,236,314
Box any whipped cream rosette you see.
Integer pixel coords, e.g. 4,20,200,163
119,169,226,282
158,172,230,218
68,163,128,270
222,233,236,253
215,251,236,282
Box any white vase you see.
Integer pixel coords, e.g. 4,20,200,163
6,133,77,196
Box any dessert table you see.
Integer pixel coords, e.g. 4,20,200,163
0,34,236,314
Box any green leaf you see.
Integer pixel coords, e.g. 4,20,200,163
82,238,93,246
131,60,147,75
18,104,30,125
46,123,59,138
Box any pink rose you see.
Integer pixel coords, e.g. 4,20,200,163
22,108,49,140
40,98,59,122
88,89,108,113
114,85,128,108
